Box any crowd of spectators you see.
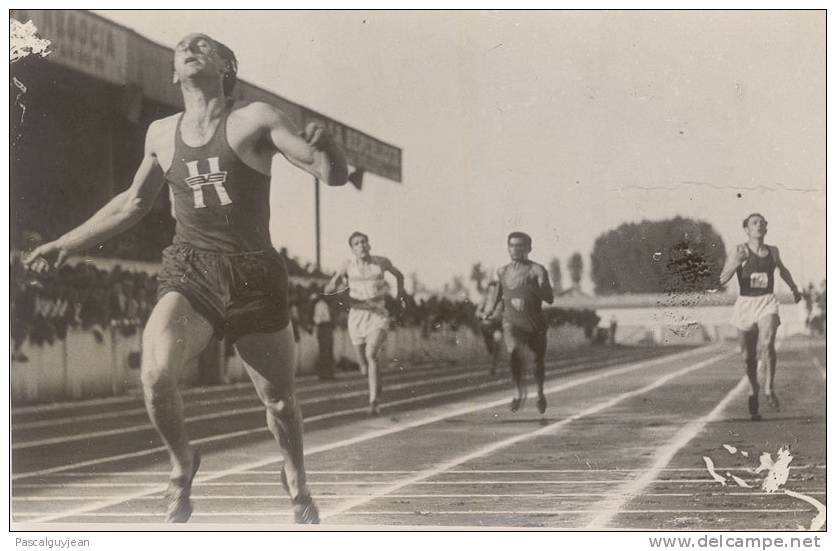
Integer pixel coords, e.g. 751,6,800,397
11,253,601,355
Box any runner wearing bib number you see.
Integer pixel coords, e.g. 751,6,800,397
720,213,802,421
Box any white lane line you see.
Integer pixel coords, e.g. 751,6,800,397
14,491,826,501
321,351,734,521
584,374,750,529
39,465,825,477
24,346,715,522
13,508,810,519
810,356,826,381
11,355,496,416
13,356,507,431
14,347,710,481
12,351,633,447
784,489,827,531
12,364,506,446
26,478,813,488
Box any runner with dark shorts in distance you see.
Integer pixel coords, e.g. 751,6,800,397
482,232,554,414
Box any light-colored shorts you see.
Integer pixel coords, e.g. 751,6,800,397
348,309,389,345
730,294,781,332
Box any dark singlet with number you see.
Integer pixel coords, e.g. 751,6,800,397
737,246,775,297
499,262,548,333
166,103,272,252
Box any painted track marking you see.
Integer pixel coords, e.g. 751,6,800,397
583,375,750,528
14,347,710,481
12,350,656,448
320,351,733,522
25,346,716,522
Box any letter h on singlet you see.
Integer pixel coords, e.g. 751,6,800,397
183,157,232,208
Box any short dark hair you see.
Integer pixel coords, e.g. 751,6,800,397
507,231,532,248
213,39,238,96
348,231,369,246
742,213,767,228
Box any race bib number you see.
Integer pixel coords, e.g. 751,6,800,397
511,298,524,311
749,272,769,289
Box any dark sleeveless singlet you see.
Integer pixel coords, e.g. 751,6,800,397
165,104,272,253
736,246,776,297
499,262,548,333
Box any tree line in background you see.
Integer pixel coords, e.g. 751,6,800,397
468,217,727,297
590,217,726,294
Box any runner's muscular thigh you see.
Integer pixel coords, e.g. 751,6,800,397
143,292,215,369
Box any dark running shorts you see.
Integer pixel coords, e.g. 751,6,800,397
157,244,290,343
502,323,547,362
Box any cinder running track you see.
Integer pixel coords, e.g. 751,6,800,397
11,338,826,530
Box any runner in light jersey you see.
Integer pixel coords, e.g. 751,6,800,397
326,231,405,415
482,232,554,414
719,213,802,421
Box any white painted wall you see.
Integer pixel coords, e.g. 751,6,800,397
11,324,590,404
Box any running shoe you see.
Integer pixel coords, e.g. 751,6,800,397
536,394,547,414
280,467,321,524
510,395,526,412
765,393,780,411
165,451,201,523
368,400,380,416
292,495,321,524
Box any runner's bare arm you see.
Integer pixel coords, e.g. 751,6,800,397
482,270,503,320
380,257,406,298
324,262,349,294
535,264,555,304
719,244,748,286
770,246,802,303
255,102,348,187
24,122,167,271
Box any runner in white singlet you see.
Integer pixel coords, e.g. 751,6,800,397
325,232,405,415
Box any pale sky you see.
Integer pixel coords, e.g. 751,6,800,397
94,10,825,293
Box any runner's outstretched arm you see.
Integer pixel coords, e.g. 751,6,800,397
24,122,167,271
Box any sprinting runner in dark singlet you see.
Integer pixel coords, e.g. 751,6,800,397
720,213,802,421
483,232,554,414
25,33,348,524
158,102,289,343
